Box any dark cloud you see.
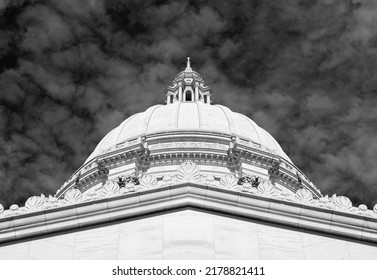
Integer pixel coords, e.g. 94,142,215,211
1,0,377,208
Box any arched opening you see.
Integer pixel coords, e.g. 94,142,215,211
170,95,174,103
204,95,207,103
185,90,192,101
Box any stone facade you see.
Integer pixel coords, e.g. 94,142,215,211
1,210,377,260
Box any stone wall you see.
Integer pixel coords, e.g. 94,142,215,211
0,209,376,259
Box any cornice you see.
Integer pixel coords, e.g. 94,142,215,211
57,134,320,197
0,182,376,245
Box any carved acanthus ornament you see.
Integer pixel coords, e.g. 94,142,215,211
1,161,377,219
140,175,157,190
334,195,352,211
257,180,275,196
25,196,44,211
177,161,200,181
101,181,120,196
295,188,313,204
220,174,238,190
64,188,82,203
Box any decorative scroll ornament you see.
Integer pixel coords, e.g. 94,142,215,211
320,196,329,204
177,161,200,181
162,175,173,186
358,204,368,213
238,182,258,194
295,188,313,204
83,190,98,201
220,175,238,190
10,204,19,212
334,195,352,211
281,189,295,201
318,196,334,210
25,196,43,211
101,181,120,196
42,195,59,209
64,188,82,203
257,180,275,196
140,175,157,190
241,182,256,193
205,175,215,186
48,195,58,204
124,182,138,192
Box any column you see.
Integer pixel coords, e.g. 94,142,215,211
178,84,182,101
195,85,199,101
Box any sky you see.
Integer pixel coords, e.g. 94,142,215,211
1,0,377,209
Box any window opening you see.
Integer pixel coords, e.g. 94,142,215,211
185,90,192,101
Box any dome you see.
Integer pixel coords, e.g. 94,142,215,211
86,101,291,163
56,57,321,201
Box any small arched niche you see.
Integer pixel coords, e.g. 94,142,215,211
185,90,192,101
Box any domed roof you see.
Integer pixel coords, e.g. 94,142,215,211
86,101,291,163
54,58,323,203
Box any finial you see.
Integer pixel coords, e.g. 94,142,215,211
185,57,192,72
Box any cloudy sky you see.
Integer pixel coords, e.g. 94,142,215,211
1,0,377,209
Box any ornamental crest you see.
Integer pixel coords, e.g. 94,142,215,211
140,175,157,190
177,161,200,181
64,188,82,203
334,195,352,211
101,180,120,196
257,180,275,196
25,196,44,211
295,188,313,204
220,174,238,190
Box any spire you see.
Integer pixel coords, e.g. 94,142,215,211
185,57,192,72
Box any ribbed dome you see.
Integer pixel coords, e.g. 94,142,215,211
86,101,291,163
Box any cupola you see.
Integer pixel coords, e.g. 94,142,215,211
165,57,212,104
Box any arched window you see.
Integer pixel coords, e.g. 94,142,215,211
185,90,192,101
170,95,173,103
204,95,207,103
